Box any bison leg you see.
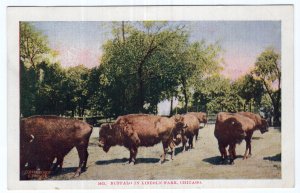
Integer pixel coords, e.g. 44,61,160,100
168,141,175,160
243,135,252,159
232,144,237,159
74,144,89,177
195,129,199,141
182,136,188,151
160,141,169,163
51,156,64,173
248,133,253,157
243,141,249,159
188,135,194,149
56,157,64,171
229,143,236,164
248,140,252,157
245,139,252,158
218,142,227,162
129,147,138,164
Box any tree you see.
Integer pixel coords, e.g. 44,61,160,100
34,62,66,115
99,21,191,115
20,61,38,117
178,41,223,112
252,48,281,126
20,22,54,117
192,74,243,114
20,22,51,68
233,74,264,112
63,65,91,117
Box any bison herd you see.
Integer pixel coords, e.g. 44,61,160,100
20,111,269,180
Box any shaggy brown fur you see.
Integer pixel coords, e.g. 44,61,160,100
98,114,185,164
187,112,208,140
20,115,92,179
214,112,255,164
180,114,201,150
237,112,269,159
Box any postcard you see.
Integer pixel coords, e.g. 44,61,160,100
7,5,294,189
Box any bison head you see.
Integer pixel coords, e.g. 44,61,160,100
192,112,207,127
172,115,187,143
202,113,208,124
98,123,118,152
172,129,183,145
259,119,269,134
199,113,208,128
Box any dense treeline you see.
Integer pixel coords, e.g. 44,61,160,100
20,22,281,126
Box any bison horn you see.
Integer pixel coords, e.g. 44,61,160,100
184,123,188,128
109,124,112,130
29,134,35,143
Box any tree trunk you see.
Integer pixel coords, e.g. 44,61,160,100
81,108,85,117
273,103,281,126
154,104,157,115
261,80,281,126
122,21,126,42
249,101,251,112
183,89,188,113
138,64,144,113
170,97,173,116
181,76,188,113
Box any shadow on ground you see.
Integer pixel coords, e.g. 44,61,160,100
273,127,281,131
202,156,224,165
95,157,160,165
174,147,184,155
263,153,281,162
49,167,80,179
202,155,243,165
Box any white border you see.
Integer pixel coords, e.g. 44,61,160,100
6,5,294,190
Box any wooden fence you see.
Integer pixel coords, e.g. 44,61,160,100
75,113,218,127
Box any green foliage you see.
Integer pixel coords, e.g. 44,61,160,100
192,75,243,114
20,21,279,124
253,48,281,125
177,41,223,112
20,22,51,67
253,48,281,87
63,65,91,116
20,61,38,117
34,62,66,115
232,74,265,112
96,22,192,115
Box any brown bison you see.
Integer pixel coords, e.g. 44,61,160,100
214,112,253,164
237,112,269,159
187,112,208,140
181,114,201,150
214,112,269,164
20,115,93,179
98,114,186,164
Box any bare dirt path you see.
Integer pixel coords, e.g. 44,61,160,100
49,124,281,180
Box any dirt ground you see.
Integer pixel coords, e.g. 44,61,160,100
49,124,281,180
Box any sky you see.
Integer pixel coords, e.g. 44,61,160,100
30,21,281,115
31,21,281,80
188,21,281,79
